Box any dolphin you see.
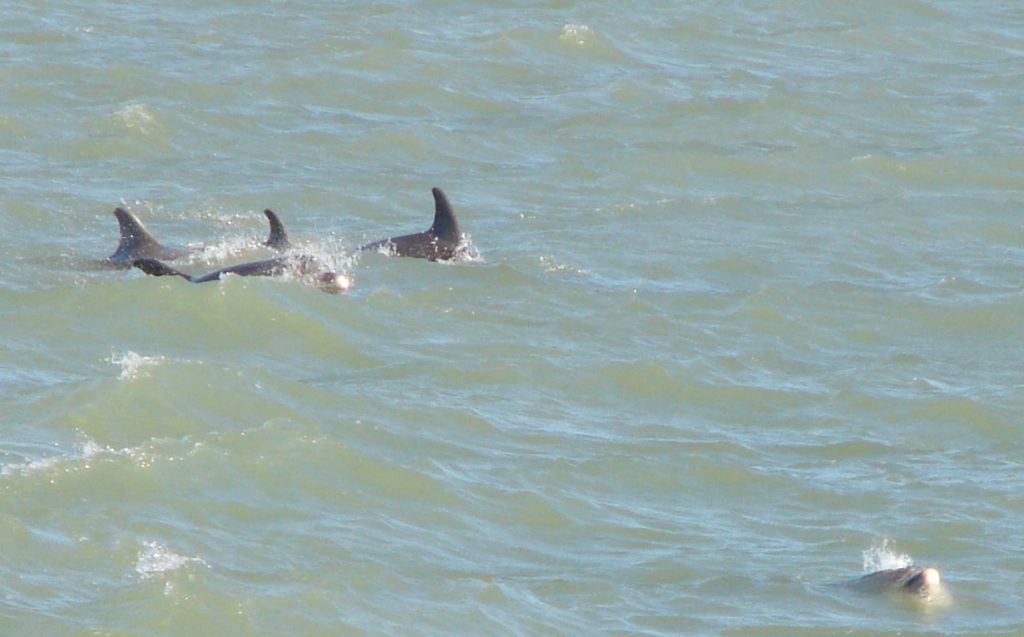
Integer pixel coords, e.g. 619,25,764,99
106,207,193,267
132,254,351,293
131,207,349,292
107,206,290,267
852,565,943,598
361,187,466,261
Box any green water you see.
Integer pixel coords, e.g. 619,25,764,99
1,2,1022,634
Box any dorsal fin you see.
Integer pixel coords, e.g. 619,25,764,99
110,207,161,261
262,209,290,250
429,187,460,242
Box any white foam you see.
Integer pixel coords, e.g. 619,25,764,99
135,540,207,579
0,435,176,478
107,350,164,380
2,449,70,478
539,255,590,276
862,538,913,573
188,235,257,265
116,103,159,135
1,439,109,478
560,24,593,46
454,235,483,264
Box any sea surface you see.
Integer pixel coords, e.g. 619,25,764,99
1,1,1022,635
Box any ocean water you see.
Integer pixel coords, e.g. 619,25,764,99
1,1,1023,634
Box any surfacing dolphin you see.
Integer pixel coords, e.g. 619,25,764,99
106,207,193,268
132,256,351,293
852,565,943,599
131,209,349,293
108,206,288,267
361,187,466,261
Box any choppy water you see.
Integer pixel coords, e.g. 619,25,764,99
2,1,1023,635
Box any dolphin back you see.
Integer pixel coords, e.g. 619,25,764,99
360,187,464,261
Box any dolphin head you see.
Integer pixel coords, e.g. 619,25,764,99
903,566,941,597
315,270,353,294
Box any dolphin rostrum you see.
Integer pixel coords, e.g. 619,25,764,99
361,187,466,261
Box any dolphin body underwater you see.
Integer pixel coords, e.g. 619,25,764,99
131,253,350,293
360,187,466,261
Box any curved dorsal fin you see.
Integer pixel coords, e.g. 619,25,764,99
429,187,460,242
262,209,290,250
110,207,161,261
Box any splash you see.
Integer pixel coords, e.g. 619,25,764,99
454,234,483,264
188,234,256,265
1,439,109,477
107,350,164,380
560,24,593,46
175,221,361,293
862,538,913,573
860,540,952,608
1,434,203,479
115,103,160,135
135,540,207,579
275,241,359,292
539,255,590,276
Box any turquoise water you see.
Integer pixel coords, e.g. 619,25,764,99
2,1,1023,634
